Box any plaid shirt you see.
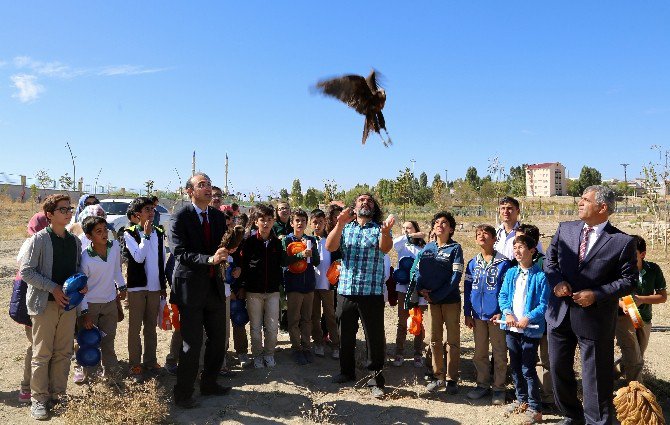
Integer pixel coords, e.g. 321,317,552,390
338,221,388,296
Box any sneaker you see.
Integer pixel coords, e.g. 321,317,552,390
30,401,49,421
446,380,458,395
370,385,384,399
73,366,86,384
18,390,31,404
426,379,445,393
303,350,314,363
293,351,308,366
331,349,340,360
313,345,325,357
521,409,542,425
413,356,424,368
492,390,506,406
145,363,163,376
391,354,404,367
504,401,529,417
467,386,490,400
238,353,250,366
424,371,435,382
264,355,276,368
165,363,178,376
129,365,144,382
253,356,265,369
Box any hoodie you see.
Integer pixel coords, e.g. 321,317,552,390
463,251,512,320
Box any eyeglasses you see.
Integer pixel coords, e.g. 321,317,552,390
55,206,75,214
195,181,212,189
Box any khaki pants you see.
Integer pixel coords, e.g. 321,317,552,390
30,301,77,403
287,291,314,351
473,318,507,391
396,292,425,356
83,301,119,376
127,290,161,367
247,292,280,357
21,325,33,392
429,302,460,381
311,289,339,346
615,315,652,382
537,334,554,403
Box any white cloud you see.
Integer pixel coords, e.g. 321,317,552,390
98,65,167,76
10,74,44,103
13,55,82,78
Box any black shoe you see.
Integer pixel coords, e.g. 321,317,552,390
332,373,356,384
174,397,200,409
445,380,458,395
200,383,232,396
556,419,585,425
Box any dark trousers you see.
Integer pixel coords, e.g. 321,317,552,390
336,294,386,387
174,283,227,401
506,331,542,412
548,314,615,425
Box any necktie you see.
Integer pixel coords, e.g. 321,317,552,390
201,212,214,278
578,226,593,264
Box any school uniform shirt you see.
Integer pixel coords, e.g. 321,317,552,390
393,235,423,293
509,268,529,333
314,237,332,290
80,240,126,311
124,228,164,292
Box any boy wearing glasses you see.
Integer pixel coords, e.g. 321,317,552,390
123,197,168,382
20,194,86,420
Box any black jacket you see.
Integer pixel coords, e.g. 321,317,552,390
239,233,285,294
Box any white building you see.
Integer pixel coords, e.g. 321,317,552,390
525,162,566,197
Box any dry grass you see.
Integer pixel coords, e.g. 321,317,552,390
60,379,169,425
0,195,39,240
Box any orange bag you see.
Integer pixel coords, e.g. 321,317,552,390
621,295,643,329
287,241,308,273
170,303,180,330
158,299,172,331
407,307,423,336
327,260,341,286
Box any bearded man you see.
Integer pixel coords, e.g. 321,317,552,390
325,193,394,398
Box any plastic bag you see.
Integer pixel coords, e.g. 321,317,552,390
407,307,423,336
157,297,172,331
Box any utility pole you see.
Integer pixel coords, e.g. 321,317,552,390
65,141,76,192
620,163,629,207
192,151,196,176
225,153,229,196
444,169,448,187
410,159,416,173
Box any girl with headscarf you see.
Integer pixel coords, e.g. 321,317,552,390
11,212,49,403
73,194,99,223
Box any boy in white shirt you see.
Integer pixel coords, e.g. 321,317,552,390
123,197,168,381
76,216,126,382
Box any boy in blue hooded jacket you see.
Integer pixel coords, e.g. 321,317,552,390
463,224,512,405
407,212,463,394
498,234,549,424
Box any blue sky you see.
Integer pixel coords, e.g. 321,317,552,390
1,1,668,197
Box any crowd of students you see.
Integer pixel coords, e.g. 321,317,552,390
10,190,666,423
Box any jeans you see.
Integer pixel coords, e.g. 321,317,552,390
506,331,542,412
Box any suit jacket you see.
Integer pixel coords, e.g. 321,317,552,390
543,220,636,340
169,203,227,308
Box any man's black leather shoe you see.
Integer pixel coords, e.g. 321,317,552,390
200,383,232,396
174,397,200,409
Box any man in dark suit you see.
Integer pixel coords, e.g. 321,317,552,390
169,172,231,408
544,185,636,425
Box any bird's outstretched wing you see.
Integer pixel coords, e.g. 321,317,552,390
315,75,374,115
365,69,383,92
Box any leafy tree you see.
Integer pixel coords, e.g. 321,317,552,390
344,184,372,206
419,172,428,188
145,180,155,196
567,179,581,197
279,188,289,200
578,166,602,191
323,179,338,203
30,184,38,201
59,173,74,190
432,173,443,188
465,166,481,190
432,178,448,209
451,179,478,205
374,178,394,204
291,179,303,205
304,187,322,209
35,169,54,194
508,165,526,196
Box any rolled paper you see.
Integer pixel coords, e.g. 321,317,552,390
306,239,312,264
493,319,539,329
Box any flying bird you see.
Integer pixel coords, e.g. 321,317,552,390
315,69,392,147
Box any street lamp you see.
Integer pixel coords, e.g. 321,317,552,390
65,141,76,192
410,159,416,173
620,163,629,207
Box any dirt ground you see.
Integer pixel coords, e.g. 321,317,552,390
1,215,669,424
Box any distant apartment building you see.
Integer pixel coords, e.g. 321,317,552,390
525,162,566,197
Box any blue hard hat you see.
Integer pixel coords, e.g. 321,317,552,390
393,268,410,284
398,256,414,272
62,273,88,311
76,346,101,367
77,327,102,348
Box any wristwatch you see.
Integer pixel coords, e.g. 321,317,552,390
207,256,215,265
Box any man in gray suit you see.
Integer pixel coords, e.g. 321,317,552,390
544,185,636,425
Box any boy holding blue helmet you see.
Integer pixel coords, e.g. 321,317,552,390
20,194,86,420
